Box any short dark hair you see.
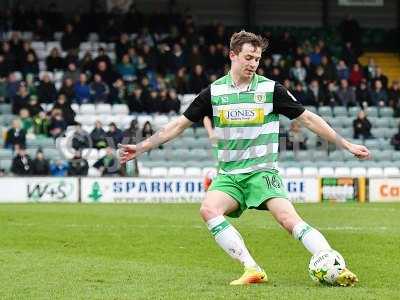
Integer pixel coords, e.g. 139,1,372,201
230,30,268,54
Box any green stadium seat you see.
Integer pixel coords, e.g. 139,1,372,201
379,138,392,150
169,149,191,161
365,107,378,117
372,150,392,161
305,106,317,114
348,106,361,117
181,128,195,138
391,151,400,161
364,139,380,150
375,118,389,128
295,151,312,163
371,128,385,139
318,106,333,117
389,118,400,128
333,106,348,117
0,159,12,171
0,104,12,114
329,150,344,161
0,149,12,159
279,151,295,161
149,150,168,161
1,114,15,126
339,127,353,138
383,128,397,139
379,107,394,118
194,127,208,138
188,149,210,161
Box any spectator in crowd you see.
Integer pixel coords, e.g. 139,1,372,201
93,147,120,176
37,72,57,103
32,149,50,175
26,95,42,117
123,119,141,144
58,77,76,102
307,79,325,107
286,120,307,151
336,79,357,107
33,111,50,136
50,159,69,176
339,14,361,54
33,18,50,41
11,146,33,175
95,61,119,86
72,123,90,150
5,119,26,149
79,51,94,74
324,81,340,107
188,64,208,93
108,78,126,104
348,63,364,87
353,110,373,139
342,42,358,66
61,23,80,52
48,108,67,138
117,53,136,82
46,47,65,71
74,73,91,104
336,60,349,80
289,59,307,84
25,73,37,96
364,57,377,80
390,124,400,150
68,150,89,175
388,80,400,109
126,87,144,113
291,82,308,105
370,80,388,107
106,122,124,148
53,94,76,125
90,73,110,103
2,42,16,73
174,67,189,94
142,121,154,139
63,62,80,83
372,67,388,90
12,83,30,114
309,45,322,66
94,47,112,70
115,33,131,62
19,108,33,132
6,72,20,101
22,53,39,77
90,120,107,149
356,79,372,108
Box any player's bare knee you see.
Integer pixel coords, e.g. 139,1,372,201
199,203,220,221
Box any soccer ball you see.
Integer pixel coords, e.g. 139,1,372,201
308,249,346,284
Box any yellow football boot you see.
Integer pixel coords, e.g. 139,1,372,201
230,267,268,285
336,268,359,287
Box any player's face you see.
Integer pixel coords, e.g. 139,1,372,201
230,43,262,80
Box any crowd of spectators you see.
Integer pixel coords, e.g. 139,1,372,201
1,5,400,176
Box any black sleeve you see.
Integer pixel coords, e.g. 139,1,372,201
272,83,306,119
183,86,212,123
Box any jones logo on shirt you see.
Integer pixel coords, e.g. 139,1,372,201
220,108,264,125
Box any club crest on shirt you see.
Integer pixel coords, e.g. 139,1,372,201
254,92,266,103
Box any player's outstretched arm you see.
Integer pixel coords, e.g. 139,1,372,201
118,115,194,163
296,110,371,160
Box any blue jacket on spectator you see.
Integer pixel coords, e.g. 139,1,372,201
74,82,91,104
50,161,69,176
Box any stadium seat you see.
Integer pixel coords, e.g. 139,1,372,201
383,128,397,139
0,159,12,171
194,127,208,138
334,167,351,177
333,106,348,117
0,104,12,114
371,128,385,139
75,114,97,126
318,106,333,117
389,118,399,128
80,104,96,115
0,149,13,159
169,149,191,161
375,118,388,128
285,167,302,177
364,139,380,150
379,107,394,118
185,167,202,176
139,167,151,176
329,150,344,161
365,107,378,117
350,167,367,177
168,167,185,176
392,151,400,161
348,106,361,117
112,104,129,115
383,167,400,177
181,128,195,138
88,167,101,176
96,104,112,115
305,106,317,114
1,114,16,126
302,167,318,177
318,167,334,177
153,115,169,129
150,167,168,177
372,150,392,161
367,167,384,177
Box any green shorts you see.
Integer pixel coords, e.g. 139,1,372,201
208,169,288,218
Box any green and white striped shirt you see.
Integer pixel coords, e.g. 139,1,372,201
184,73,305,174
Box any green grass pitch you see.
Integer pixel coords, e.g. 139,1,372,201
0,203,399,299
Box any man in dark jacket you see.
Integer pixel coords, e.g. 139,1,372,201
11,146,33,175
32,150,50,175
93,147,120,176
68,150,89,176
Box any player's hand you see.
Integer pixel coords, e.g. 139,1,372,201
347,143,371,160
118,144,138,163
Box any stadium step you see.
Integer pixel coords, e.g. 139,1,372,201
359,52,400,86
